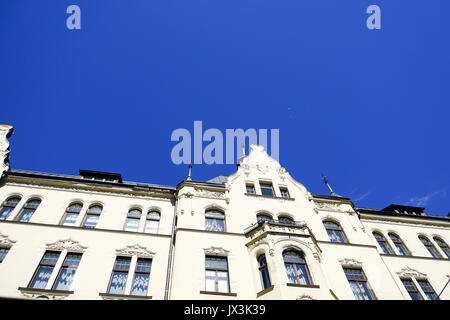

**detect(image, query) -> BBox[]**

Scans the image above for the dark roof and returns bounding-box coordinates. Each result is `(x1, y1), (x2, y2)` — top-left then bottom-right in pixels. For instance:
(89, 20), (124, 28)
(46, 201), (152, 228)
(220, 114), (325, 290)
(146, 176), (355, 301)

(79, 169), (123, 183)
(356, 206), (450, 222)
(383, 204), (425, 213)
(312, 194), (351, 201)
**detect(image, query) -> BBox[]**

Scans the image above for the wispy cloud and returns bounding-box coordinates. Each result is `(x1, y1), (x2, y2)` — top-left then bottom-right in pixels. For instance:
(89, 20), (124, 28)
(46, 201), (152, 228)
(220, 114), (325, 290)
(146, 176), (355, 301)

(405, 190), (447, 207)
(352, 190), (372, 202)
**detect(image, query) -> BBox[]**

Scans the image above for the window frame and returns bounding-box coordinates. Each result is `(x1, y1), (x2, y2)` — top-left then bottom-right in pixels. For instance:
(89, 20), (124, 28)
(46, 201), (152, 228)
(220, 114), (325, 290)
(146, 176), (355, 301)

(283, 250), (313, 285)
(343, 267), (377, 300)
(51, 252), (83, 291)
(16, 198), (41, 222)
(417, 279), (439, 300)
(60, 202), (83, 226)
(323, 220), (348, 243)
(433, 237), (450, 258)
(388, 233), (410, 256)
(205, 210), (226, 232)
(106, 256), (132, 295)
(27, 250), (61, 289)
(124, 208), (142, 232)
(257, 254), (272, 290)
(144, 211), (160, 234)
(130, 258), (152, 296)
(373, 231), (394, 255)
(204, 256), (231, 293)
(401, 278), (423, 300)
(419, 236), (442, 258)
(259, 181), (274, 197)
(82, 204), (103, 229)
(0, 196), (21, 220)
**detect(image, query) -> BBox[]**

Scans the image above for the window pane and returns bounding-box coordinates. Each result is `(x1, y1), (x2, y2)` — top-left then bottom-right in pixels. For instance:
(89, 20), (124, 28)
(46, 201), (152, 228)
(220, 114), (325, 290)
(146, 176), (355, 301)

(261, 268), (271, 289)
(125, 218), (139, 231)
(349, 281), (363, 300)
(87, 206), (102, 214)
(115, 257), (131, 271)
(83, 215), (99, 228)
(18, 208), (36, 222)
(260, 186), (273, 196)
(285, 263), (297, 284)
(205, 257), (227, 269)
(42, 252), (60, 265)
(395, 243), (407, 256)
(30, 266), (54, 289)
(108, 272), (128, 294)
(283, 251), (304, 263)
(215, 219), (225, 232)
(296, 264), (310, 285)
(205, 211), (224, 219)
(335, 231), (346, 243)
(147, 211), (160, 220)
(0, 207), (14, 220)
(359, 282), (374, 300)
(131, 273), (149, 296)
(144, 220), (158, 233)
(53, 267), (77, 290)
(217, 271), (229, 293)
(0, 248), (10, 263)
(327, 230), (338, 242)
(128, 209), (141, 218)
(136, 259), (152, 272)
(62, 213), (78, 225)
(205, 270), (216, 291)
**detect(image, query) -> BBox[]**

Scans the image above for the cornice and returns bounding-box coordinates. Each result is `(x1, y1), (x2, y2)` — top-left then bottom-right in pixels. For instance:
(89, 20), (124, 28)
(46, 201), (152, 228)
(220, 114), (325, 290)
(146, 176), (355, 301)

(360, 213), (450, 228)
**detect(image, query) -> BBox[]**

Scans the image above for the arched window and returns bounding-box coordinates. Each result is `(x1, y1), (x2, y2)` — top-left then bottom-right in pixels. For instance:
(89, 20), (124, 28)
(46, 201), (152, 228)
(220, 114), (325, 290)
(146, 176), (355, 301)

(419, 236), (442, 258)
(82, 205), (102, 228)
(124, 208), (141, 232)
(256, 213), (273, 224)
(278, 216), (294, 225)
(0, 196), (21, 220)
(433, 237), (449, 258)
(373, 232), (394, 254)
(323, 221), (348, 243)
(388, 233), (410, 256)
(17, 199), (41, 222)
(257, 254), (271, 290)
(145, 211), (160, 234)
(283, 250), (312, 285)
(61, 202), (83, 226)
(205, 210), (225, 232)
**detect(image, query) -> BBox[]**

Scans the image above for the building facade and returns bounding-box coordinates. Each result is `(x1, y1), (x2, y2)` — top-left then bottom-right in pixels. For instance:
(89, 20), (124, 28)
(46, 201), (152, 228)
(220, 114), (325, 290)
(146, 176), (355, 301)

(0, 124), (449, 300)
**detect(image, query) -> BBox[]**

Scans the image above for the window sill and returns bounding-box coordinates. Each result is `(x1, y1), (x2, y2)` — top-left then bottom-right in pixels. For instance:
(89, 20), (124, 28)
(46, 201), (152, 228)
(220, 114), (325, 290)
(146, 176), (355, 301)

(256, 285), (274, 297)
(18, 287), (74, 295)
(286, 283), (320, 289)
(200, 291), (237, 297)
(99, 293), (152, 300)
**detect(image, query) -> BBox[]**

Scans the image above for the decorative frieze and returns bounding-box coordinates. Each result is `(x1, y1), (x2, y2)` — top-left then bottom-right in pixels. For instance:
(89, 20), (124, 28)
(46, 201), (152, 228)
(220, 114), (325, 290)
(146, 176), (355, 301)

(339, 258), (363, 268)
(0, 233), (16, 247)
(203, 246), (229, 256)
(396, 267), (427, 279)
(46, 239), (87, 253)
(116, 244), (155, 258)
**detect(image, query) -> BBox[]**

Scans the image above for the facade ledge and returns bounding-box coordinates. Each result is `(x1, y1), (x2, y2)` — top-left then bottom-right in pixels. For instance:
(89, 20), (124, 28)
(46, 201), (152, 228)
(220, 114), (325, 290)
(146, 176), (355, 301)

(286, 283), (320, 289)
(256, 285), (274, 297)
(244, 193), (295, 201)
(99, 293), (152, 300)
(18, 287), (74, 299)
(199, 291), (237, 297)
(380, 254), (449, 261)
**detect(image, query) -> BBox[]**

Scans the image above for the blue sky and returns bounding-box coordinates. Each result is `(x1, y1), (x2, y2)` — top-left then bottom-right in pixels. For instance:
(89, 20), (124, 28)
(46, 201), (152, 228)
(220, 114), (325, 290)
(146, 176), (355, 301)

(1, 1), (449, 215)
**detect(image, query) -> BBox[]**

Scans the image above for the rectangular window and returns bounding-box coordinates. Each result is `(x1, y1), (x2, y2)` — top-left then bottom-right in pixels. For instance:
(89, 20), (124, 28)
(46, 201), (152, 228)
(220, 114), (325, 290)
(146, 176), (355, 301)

(205, 256), (230, 293)
(417, 280), (439, 300)
(130, 258), (152, 296)
(246, 184), (255, 194)
(343, 268), (376, 300)
(279, 187), (290, 198)
(401, 279), (423, 300)
(259, 182), (274, 196)
(0, 247), (10, 263)
(52, 253), (82, 290)
(107, 257), (131, 294)
(29, 251), (61, 289)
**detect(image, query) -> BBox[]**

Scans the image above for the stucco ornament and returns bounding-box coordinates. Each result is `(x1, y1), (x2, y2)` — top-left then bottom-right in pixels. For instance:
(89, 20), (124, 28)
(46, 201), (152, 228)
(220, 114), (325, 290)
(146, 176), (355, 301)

(46, 239), (87, 252)
(0, 233), (16, 247)
(339, 258), (363, 268)
(396, 267), (427, 279)
(0, 124), (13, 180)
(116, 244), (155, 257)
(296, 294), (315, 300)
(203, 246), (230, 256)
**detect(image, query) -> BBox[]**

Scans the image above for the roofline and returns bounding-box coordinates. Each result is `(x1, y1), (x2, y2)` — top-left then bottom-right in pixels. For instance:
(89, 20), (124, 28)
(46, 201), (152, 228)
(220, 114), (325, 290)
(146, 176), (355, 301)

(356, 206), (450, 222)
(7, 169), (176, 192)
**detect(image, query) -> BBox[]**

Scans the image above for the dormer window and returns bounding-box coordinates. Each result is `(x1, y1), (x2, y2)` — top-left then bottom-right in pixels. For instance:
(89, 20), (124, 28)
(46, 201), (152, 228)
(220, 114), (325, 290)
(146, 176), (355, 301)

(259, 182), (274, 196)
(79, 170), (122, 183)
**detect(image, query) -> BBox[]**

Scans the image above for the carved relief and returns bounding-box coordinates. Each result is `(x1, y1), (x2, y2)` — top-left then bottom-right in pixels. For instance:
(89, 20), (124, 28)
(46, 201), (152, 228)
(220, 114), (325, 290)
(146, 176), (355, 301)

(396, 267), (427, 279)
(116, 244), (155, 258)
(339, 258), (363, 268)
(46, 239), (87, 253)
(20, 292), (68, 300)
(203, 246), (229, 256)
(0, 233), (16, 247)
(297, 294), (314, 300)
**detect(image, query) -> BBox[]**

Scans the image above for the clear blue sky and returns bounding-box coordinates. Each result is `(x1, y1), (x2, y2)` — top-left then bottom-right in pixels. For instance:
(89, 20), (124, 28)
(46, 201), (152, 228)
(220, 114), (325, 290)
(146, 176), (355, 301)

(1, 1), (449, 215)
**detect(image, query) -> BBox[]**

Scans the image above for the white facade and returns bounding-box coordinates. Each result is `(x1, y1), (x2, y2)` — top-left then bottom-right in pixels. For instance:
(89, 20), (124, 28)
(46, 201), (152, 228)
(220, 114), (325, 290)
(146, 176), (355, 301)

(0, 124), (449, 300)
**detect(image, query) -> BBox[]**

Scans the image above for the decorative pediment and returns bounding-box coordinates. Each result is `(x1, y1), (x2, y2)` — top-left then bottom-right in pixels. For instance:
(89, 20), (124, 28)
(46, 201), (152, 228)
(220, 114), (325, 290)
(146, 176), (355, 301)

(339, 258), (363, 268)
(116, 244), (155, 258)
(396, 267), (427, 279)
(46, 239), (87, 252)
(297, 294), (315, 300)
(0, 233), (16, 247)
(203, 246), (229, 256)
